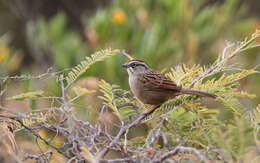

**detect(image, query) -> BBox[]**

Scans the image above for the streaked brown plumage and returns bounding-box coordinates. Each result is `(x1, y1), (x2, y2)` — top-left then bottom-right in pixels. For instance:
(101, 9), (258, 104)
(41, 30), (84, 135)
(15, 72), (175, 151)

(122, 59), (216, 105)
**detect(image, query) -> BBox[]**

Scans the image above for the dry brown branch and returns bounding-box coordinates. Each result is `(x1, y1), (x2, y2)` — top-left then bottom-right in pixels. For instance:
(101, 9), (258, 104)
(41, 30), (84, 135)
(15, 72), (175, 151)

(145, 119), (165, 148)
(0, 68), (69, 81)
(96, 104), (161, 160)
(189, 30), (260, 88)
(152, 146), (208, 163)
(100, 157), (136, 163)
(0, 114), (70, 159)
(24, 151), (52, 163)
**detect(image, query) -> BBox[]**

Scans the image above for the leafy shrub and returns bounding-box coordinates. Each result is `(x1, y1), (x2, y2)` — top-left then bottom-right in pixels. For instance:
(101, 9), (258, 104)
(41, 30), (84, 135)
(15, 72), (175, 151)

(0, 31), (259, 162)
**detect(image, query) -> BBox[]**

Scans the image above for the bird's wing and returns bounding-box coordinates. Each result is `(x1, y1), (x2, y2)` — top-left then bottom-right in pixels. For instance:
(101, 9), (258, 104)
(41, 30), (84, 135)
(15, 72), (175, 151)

(140, 71), (181, 92)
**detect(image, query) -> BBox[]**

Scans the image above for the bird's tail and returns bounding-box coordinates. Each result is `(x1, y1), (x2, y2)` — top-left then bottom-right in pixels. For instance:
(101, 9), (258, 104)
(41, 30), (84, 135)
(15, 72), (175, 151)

(181, 89), (216, 99)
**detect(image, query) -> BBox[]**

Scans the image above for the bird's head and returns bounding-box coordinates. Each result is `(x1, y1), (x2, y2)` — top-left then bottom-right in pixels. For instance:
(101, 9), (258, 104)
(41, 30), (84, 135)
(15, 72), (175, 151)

(122, 59), (150, 75)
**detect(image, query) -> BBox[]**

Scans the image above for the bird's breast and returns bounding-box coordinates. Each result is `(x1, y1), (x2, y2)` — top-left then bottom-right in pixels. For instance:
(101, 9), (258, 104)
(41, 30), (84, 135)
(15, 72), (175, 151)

(128, 75), (140, 97)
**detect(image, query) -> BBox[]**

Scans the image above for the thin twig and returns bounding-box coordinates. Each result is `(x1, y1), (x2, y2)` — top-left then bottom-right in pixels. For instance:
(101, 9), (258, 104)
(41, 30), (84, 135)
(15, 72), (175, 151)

(100, 157), (137, 163)
(96, 105), (161, 160)
(0, 114), (70, 159)
(24, 150), (52, 162)
(152, 146), (208, 163)
(189, 31), (260, 88)
(0, 68), (69, 81)
(145, 119), (164, 148)
(0, 105), (20, 114)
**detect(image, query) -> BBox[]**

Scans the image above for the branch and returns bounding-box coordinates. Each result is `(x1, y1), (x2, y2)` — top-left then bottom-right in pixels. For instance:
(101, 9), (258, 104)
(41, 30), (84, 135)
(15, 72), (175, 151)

(0, 105), (20, 114)
(145, 119), (164, 148)
(24, 150), (52, 162)
(0, 68), (68, 81)
(152, 146), (208, 163)
(100, 157), (136, 163)
(96, 105), (161, 160)
(0, 114), (70, 159)
(189, 30), (260, 88)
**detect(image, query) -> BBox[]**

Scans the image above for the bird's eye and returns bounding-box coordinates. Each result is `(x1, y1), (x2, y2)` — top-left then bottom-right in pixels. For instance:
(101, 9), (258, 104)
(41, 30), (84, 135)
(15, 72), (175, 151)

(132, 63), (136, 67)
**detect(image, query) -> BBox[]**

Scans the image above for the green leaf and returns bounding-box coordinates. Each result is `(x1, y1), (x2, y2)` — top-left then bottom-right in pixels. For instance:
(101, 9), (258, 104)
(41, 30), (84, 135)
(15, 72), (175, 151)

(217, 97), (242, 116)
(65, 49), (120, 88)
(98, 80), (122, 120)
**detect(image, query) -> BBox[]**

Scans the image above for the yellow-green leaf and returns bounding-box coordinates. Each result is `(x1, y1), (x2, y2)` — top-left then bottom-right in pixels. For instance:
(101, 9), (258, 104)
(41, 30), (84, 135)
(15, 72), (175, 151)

(73, 86), (96, 96)
(80, 147), (96, 163)
(7, 91), (44, 101)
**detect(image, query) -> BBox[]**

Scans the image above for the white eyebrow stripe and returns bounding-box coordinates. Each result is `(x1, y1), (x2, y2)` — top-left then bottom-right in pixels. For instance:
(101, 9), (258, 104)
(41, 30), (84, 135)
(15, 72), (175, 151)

(127, 60), (148, 68)
(128, 61), (141, 65)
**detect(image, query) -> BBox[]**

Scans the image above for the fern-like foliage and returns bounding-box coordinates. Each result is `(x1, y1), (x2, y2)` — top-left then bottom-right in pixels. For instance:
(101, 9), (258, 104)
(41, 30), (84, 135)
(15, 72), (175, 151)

(21, 112), (48, 127)
(165, 64), (205, 87)
(6, 91), (45, 101)
(69, 86), (96, 103)
(134, 30), (260, 160)
(93, 33), (260, 161)
(0, 112), (48, 131)
(251, 104), (260, 152)
(65, 49), (120, 88)
(143, 67), (256, 123)
(98, 80), (122, 120)
(251, 104), (260, 127)
(98, 80), (137, 121)
(188, 30), (260, 88)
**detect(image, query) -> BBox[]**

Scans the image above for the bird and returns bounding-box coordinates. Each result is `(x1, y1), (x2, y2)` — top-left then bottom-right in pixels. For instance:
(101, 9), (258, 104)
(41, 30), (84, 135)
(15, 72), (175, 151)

(122, 59), (216, 106)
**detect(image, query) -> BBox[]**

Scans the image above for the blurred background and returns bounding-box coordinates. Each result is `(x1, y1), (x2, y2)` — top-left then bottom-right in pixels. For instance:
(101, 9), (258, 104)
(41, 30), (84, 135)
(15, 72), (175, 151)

(1, 0), (259, 104)
(0, 0), (260, 162)
(0, 0), (259, 82)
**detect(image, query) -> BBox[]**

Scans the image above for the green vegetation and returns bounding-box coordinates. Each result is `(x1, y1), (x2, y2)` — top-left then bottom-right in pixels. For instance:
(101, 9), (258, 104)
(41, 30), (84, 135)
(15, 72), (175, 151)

(25, 0), (256, 84)
(0, 0), (260, 162)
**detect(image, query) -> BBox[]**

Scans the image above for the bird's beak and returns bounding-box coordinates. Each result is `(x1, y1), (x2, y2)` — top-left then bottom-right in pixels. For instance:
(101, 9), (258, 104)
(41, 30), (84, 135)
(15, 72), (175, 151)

(122, 63), (128, 68)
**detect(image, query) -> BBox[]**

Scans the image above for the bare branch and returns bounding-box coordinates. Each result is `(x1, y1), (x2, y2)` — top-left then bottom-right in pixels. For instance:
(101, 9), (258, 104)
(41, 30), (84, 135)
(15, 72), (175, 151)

(24, 151), (52, 163)
(0, 68), (69, 81)
(145, 119), (164, 148)
(96, 104), (161, 160)
(152, 146), (208, 163)
(0, 114), (70, 159)
(189, 30), (260, 88)
(100, 157), (136, 163)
